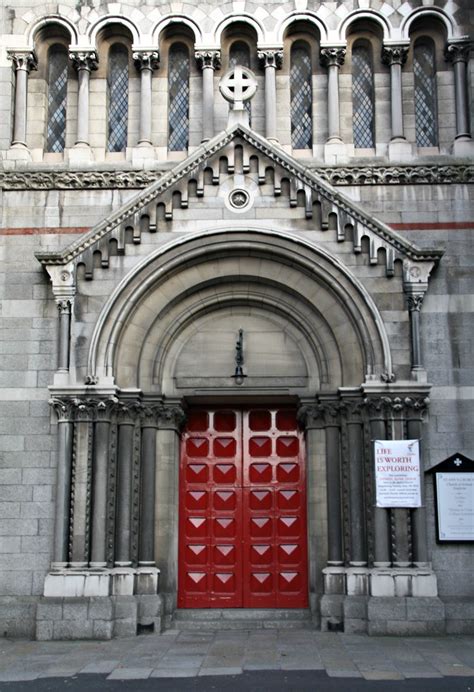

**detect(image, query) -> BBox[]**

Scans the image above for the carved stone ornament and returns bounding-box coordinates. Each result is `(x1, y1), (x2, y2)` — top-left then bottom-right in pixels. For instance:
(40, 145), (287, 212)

(69, 51), (98, 73)
(407, 293), (424, 312)
(49, 397), (76, 422)
(156, 404), (187, 431)
(445, 42), (472, 64)
(258, 49), (283, 70)
(133, 51), (160, 72)
(297, 401), (343, 428)
(7, 50), (38, 73)
(381, 46), (409, 67)
(195, 50), (221, 71)
(56, 298), (73, 315)
(320, 47), (346, 68)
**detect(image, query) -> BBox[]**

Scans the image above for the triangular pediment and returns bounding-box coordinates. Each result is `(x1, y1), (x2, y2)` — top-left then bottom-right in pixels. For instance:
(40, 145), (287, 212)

(36, 124), (442, 278)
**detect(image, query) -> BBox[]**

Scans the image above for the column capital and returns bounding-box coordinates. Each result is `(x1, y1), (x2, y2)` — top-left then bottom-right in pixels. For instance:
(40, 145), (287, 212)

(445, 41), (472, 64)
(320, 46), (346, 68)
(258, 49), (283, 70)
(403, 259), (435, 294)
(195, 50), (221, 71)
(116, 399), (141, 425)
(91, 397), (119, 422)
(381, 45), (409, 67)
(406, 293), (424, 312)
(70, 50), (98, 73)
(7, 49), (38, 73)
(133, 50), (160, 72)
(49, 397), (76, 422)
(156, 403), (187, 431)
(56, 298), (73, 315)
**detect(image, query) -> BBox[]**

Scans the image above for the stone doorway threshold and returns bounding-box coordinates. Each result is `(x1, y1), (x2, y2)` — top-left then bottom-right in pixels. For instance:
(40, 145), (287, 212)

(168, 608), (314, 630)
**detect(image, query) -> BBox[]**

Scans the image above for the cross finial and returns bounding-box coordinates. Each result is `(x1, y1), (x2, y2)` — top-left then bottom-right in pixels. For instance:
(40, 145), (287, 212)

(219, 66), (257, 127)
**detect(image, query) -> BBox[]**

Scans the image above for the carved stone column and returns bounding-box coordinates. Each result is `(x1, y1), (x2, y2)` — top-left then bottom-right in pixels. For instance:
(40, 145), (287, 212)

(445, 42), (472, 141)
(406, 293), (424, 371)
(90, 398), (117, 567)
(381, 46), (408, 141)
(195, 50), (220, 142)
(56, 299), (73, 372)
(115, 401), (138, 566)
(69, 399), (94, 566)
(70, 51), (98, 147)
(49, 398), (75, 568)
(320, 47), (346, 142)
(133, 51), (159, 146)
(342, 395), (367, 566)
(7, 50), (38, 148)
(138, 402), (161, 566)
(406, 396), (430, 567)
(258, 49), (283, 141)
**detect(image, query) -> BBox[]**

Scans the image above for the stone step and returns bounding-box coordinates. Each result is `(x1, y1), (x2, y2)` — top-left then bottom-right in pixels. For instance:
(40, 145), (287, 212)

(170, 608), (315, 631)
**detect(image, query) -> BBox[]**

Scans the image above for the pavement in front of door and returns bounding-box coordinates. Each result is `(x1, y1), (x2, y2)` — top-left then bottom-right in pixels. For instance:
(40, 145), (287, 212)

(1, 629), (474, 684)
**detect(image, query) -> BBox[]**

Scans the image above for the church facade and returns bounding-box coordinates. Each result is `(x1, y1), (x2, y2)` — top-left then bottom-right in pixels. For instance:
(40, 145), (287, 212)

(0, 0), (473, 639)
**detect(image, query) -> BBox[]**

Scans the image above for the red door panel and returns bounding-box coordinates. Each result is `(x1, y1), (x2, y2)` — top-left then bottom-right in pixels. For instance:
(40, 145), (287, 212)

(178, 407), (308, 608)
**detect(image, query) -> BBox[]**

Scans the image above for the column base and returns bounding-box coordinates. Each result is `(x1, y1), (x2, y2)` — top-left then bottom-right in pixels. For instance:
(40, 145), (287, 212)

(6, 144), (31, 161)
(324, 139), (350, 164)
(67, 145), (94, 164)
(131, 145), (157, 165)
(452, 136), (474, 156)
(388, 137), (414, 162)
(43, 566), (160, 598)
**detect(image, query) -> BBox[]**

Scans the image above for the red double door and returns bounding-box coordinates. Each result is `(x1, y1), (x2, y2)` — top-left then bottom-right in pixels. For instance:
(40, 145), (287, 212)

(178, 407), (308, 608)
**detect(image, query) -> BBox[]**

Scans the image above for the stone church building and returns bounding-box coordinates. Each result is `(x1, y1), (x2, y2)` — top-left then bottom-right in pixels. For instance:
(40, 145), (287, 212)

(0, 0), (473, 639)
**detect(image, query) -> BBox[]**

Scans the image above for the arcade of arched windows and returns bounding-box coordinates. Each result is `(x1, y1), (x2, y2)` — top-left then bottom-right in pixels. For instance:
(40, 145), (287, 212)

(7, 20), (472, 163)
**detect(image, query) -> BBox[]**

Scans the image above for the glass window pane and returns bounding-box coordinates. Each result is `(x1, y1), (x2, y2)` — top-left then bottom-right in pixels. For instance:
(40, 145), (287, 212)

(414, 42), (438, 147)
(290, 45), (312, 149)
(229, 42), (251, 124)
(46, 47), (67, 153)
(352, 44), (375, 148)
(168, 44), (190, 151)
(107, 45), (129, 152)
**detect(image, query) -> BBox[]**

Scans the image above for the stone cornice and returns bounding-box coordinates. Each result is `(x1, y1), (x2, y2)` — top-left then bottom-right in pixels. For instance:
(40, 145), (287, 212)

(33, 124), (443, 267)
(2, 164), (471, 191)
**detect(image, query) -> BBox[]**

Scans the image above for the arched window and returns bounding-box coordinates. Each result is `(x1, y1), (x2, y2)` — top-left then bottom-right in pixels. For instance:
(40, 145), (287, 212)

(414, 39), (438, 147)
(229, 41), (251, 125)
(107, 44), (129, 152)
(46, 45), (68, 152)
(352, 42), (375, 148)
(290, 44), (312, 149)
(168, 43), (190, 151)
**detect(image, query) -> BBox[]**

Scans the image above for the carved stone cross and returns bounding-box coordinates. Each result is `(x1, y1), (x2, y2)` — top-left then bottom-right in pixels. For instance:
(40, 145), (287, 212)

(219, 65), (257, 126)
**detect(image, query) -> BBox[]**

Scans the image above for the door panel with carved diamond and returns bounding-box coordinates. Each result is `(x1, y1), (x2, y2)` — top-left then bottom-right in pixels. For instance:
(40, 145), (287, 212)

(178, 408), (308, 608)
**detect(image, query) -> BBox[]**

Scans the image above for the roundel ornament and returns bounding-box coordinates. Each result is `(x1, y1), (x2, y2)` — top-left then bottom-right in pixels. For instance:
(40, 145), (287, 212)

(219, 65), (258, 110)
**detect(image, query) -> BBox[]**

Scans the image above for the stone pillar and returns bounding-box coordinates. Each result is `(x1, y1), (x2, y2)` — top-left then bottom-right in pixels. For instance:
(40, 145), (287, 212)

(343, 397), (367, 566)
(90, 398), (117, 567)
(403, 259), (435, 381)
(115, 402), (137, 566)
(139, 403), (161, 566)
(445, 42), (472, 140)
(195, 50), (220, 142)
(320, 47), (346, 142)
(406, 396), (430, 567)
(133, 51), (159, 146)
(49, 398), (74, 568)
(406, 293), (424, 371)
(70, 51), (98, 147)
(7, 50), (38, 148)
(323, 403), (344, 565)
(364, 398), (390, 567)
(258, 49), (283, 141)
(56, 299), (73, 373)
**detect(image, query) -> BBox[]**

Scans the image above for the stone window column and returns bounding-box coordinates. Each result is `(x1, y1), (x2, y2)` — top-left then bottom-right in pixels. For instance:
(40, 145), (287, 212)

(133, 51), (160, 146)
(70, 51), (98, 147)
(56, 299), (73, 372)
(49, 398), (75, 568)
(381, 46), (409, 141)
(115, 401), (138, 567)
(7, 50), (38, 147)
(445, 42), (472, 140)
(195, 50), (221, 142)
(257, 49), (283, 141)
(319, 47), (346, 142)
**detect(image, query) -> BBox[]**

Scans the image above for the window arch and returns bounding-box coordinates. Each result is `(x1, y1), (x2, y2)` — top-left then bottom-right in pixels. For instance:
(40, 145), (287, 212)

(168, 43), (190, 151)
(46, 45), (68, 152)
(290, 43), (312, 149)
(414, 39), (438, 147)
(352, 42), (375, 148)
(107, 44), (129, 152)
(229, 41), (252, 125)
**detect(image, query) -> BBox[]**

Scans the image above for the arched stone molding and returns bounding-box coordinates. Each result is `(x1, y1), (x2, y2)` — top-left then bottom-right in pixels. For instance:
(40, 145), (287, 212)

(400, 8), (457, 43)
(86, 229), (393, 388)
(152, 15), (203, 46)
(88, 14), (141, 48)
(213, 15), (265, 47)
(26, 15), (79, 48)
(338, 10), (391, 43)
(276, 12), (329, 44)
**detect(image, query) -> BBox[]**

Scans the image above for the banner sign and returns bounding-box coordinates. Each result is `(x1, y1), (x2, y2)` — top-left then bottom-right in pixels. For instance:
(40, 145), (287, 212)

(374, 440), (421, 508)
(436, 472), (474, 541)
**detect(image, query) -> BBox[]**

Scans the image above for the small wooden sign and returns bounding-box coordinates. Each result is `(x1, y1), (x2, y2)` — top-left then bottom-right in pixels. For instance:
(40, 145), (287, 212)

(426, 453), (474, 543)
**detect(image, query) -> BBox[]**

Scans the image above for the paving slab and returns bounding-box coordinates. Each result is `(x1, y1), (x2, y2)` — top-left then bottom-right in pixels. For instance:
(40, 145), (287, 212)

(107, 667), (153, 680)
(198, 666), (243, 676)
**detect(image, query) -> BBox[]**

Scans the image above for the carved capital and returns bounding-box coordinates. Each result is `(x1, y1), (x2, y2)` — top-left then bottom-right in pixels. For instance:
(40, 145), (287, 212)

(116, 400), (141, 425)
(407, 293), (424, 312)
(195, 50), (221, 71)
(91, 397), (119, 422)
(72, 397), (95, 422)
(56, 298), (73, 315)
(156, 404), (186, 431)
(258, 49), (283, 70)
(49, 397), (76, 422)
(320, 47), (346, 68)
(404, 396), (430, 418)
(381, 45), (409, 67)
(133, 51), (160, 72)
(445, 42), (472, 65)
(7, 50), (38, 73)
(297, 404), (325, 429)
(70, 50), (98, 73)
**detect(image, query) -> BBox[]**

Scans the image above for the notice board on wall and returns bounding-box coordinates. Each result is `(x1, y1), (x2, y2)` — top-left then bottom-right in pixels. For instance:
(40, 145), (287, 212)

(374, 439), (421, 508)
(426, 453), (474, 543)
